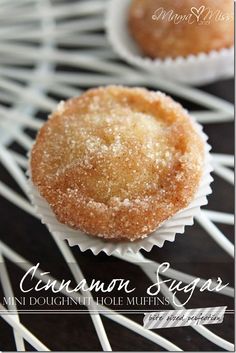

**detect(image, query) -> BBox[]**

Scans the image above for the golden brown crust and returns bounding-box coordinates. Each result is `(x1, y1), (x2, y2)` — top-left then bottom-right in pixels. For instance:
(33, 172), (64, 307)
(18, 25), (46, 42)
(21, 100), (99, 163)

(128, 0), (234, 59)
(31, 86), (204, 241)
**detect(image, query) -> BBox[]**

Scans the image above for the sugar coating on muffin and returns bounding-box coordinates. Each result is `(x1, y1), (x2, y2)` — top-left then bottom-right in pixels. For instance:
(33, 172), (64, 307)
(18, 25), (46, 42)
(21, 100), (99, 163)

(30, 86), (204, 241)
(128, 0), (234, 59)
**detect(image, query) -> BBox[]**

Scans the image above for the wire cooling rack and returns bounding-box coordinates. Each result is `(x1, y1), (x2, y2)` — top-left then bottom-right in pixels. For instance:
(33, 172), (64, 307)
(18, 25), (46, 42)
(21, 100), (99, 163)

(0, 0), (234, 351)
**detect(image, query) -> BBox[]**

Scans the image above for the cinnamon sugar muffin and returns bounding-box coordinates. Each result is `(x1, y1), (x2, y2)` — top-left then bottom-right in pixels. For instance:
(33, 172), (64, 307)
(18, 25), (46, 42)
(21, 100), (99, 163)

(128, 0), (234, 59)
(30, 86), (204, 241)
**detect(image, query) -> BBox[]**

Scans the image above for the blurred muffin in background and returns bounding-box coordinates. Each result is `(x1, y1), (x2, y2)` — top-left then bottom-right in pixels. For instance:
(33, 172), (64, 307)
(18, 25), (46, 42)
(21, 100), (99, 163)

(128, 0), (234, 59)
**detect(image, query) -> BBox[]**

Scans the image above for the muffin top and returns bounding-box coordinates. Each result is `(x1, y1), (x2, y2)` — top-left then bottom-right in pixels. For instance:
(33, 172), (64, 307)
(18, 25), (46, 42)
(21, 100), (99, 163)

(128, 0), (234, 59)
(31, 86), (204, 241)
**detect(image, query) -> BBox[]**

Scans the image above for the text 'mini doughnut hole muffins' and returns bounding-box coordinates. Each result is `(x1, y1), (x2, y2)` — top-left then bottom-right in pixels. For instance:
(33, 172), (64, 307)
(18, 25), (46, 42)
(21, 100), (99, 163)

(30, 86), (206, 246)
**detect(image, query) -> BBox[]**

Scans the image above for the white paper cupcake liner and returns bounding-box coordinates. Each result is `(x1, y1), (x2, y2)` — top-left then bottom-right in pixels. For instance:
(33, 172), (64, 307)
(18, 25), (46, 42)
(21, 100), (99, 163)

(27, 118), (213, 256)
(105, 0), (234, 85)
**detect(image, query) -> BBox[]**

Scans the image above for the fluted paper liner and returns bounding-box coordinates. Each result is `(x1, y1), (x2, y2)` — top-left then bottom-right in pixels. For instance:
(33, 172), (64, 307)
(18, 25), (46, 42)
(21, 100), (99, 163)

(106, 0), (234, 85)
(27, 119), (213, 256)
